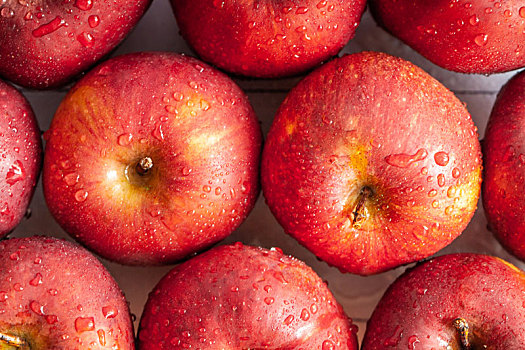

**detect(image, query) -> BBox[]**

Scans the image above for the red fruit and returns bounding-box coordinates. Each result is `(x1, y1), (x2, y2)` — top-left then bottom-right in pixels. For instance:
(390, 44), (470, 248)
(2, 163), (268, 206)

(362, 254), (525, 349)
(0, 79), (41, 238)
(43, 52), (261, 265)
(0, 236), (134, 349)
(0, 0), (151, 88)
(369, 0), (525, 74)
(483, 70), (525, 261)
(138, 243), (358, 349)
(171, 0), (367, 78)
(262, 51), (482, 275)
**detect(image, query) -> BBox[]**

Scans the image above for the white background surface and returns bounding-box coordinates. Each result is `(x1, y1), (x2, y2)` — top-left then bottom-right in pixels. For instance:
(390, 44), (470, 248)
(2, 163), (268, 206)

(8, 0), (525, 345)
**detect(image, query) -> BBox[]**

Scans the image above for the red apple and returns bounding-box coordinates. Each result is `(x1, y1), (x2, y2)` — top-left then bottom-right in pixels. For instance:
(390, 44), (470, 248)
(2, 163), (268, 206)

(369, 0), (525, 74)
(0, 79), (41, 238)
(43, 52), (261, 265)
(0, 0), (151, 89)
(0, 236), (134, 349)
(361, 253), (525, 349)
(138, 242), (358, 349)
(261, 51), (482, 275)
(483, 69), (525, 261)
(170, 0), (367, 78)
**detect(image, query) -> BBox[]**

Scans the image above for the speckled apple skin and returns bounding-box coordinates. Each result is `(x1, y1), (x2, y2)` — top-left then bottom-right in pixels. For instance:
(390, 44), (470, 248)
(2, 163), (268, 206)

(0, 80), (41, 238)
(369, 0), (525, 74)
(43, 52), (261, 266)
(483, 70), (525, 262)
(0, 236), (134, 350)
(262, 51), (482, 275)
(171, 0), (367, 78)
(0, 0), (151, 89)
(362, 254), (525, 349)
(138, 243), (358, 350)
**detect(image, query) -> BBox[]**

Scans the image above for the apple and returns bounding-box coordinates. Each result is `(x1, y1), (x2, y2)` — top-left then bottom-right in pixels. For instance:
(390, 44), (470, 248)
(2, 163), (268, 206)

(369, 0), (525, 74)
(43, 52), (261, 265)
(170, 0), (367, 78)
(0, 0), (151, 89)
(138, 242), (358, 349)
(483, 69), (525, 261)
(0, 236), (134, 349)
(261, 51), (482, 276)
(361, 253), (525, 349)
(0, 79), (41, 239)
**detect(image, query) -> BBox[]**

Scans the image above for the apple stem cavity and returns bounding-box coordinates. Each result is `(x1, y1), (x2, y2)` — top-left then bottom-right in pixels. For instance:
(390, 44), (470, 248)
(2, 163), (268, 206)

(0, 332), (28, 349)
(352, 186), (372, 229)
(453, 317), (471, 350)
(136, 156), (153, 176)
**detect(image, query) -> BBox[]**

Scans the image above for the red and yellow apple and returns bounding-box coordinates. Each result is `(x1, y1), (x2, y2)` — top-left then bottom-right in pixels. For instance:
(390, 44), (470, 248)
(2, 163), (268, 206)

(0, 236), (134, 349)
(362, 254), (525, 349)
(0, 0), (151, 88)
(171, 0), (367, 78)
(369, 0), (525, 74)
(262, 51), (482, 275)
(138, 242), (358, 349)
(43, 52), (261, 265)
(483, 69), (525, 261)
(0, 79), (41, 238)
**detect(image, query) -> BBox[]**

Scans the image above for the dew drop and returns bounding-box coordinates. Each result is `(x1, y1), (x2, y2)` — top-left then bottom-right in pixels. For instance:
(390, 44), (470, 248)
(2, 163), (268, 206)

(152, 122), (164, 141)
(63, 173), (79, 186)
(29, 300), (44, 315)
(434, 151), (449, 166)
(300, 308), (310, 321)
(77, 32), (95, 48)
(437, 174), (445, 187)
(385, 149), (427, 168)
(102, 305), (118, 319)
(520, 7), (525, 18)
(74, 0), (93, 10)
(117, 133), (132, 146)
(469, 14), (479, 25)
(452, 167), (461, 178)
(322, 340), (335, 350)
(0, 7), (14, 18)
(474, 34), (488, 46)
(32, 16), (66, 37)
(264, 297), (274, 305)
(97, 329), (106, 346)
(9, 252), (20, 261)
(283, 315), (294, 325)
(74, 190), (88, 202)
(45, 315), (58, 324)
(181, 167), (191, 176)
(6, 160), (25, 185)
(29, 273), (43, 286)
(0, 291), (8, 302)
(88, 15), (99, 28)
(75, 317), (95, 333)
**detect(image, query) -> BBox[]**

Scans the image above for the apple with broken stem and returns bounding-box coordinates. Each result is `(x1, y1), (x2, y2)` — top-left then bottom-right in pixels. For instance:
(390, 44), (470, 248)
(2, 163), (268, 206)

(483, 69), (525, 262)
(362, 253), (525, 349)
(0, 236), (135, 349)
(0, 0), (151, 89)
(138, 242), (358, 349)
(0, 79), (41, 239)
(171, 0), (367, 78)
(262, 51), (482, 275)
(43, 52), (261, 265)
(369, 0), (525, 74)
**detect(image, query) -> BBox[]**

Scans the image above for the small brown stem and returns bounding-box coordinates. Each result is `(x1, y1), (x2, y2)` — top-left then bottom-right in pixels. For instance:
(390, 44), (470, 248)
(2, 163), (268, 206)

(0, 332), (27, 348)
(352, 186), (372, 229)
(453, 318), (471, 350)
(136, 157), (153, 176)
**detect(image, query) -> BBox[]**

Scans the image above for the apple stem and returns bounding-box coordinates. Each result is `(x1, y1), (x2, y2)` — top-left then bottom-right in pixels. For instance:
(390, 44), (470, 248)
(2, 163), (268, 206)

(0, 332), (27, 348)
(136, 157), (153, 176)
(453, 318), (471, 350)
(352, 186), (372, 229)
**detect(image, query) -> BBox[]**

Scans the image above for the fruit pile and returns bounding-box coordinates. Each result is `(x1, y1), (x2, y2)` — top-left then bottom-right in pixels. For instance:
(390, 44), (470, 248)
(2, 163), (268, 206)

(1, 0), (525, 349)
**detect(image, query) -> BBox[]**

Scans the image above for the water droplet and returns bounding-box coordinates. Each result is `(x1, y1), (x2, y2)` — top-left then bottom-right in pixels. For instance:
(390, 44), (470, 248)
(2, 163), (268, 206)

(74, 190), (88, 202)
(102, 305), (118, 319)
(0, 291), (8, 302)
(181, 167), (191, 176)
(63, 173), (79, 186)
(504, 9), (512, 17)
(75, 0), (93, 11)
(408, 335), (420, 349)
(469, 14), (479, 25)
(203, 185), (211, 192)
(6, 160), (25, 185)
(264, 297), (274, 305)
(434, 151), (449, 166)
(283, 315), (294, 325)
(97, 329), (106, 346)
(310, 304), (318, 314)
(437, 174), (445, 187)
(9, 252), (20, 260)
(88, 15), (100, 28)
(48, 289), (58, 296)
(32, 16), (66, 37)
(117, 133), (132, 146)
(322, 340), (335, 350)
(0, 7), (14, 18)
(474, 34), (488, 46)
(152, 122), (164, 141)
(75, 317), (95, 333)
(300, 308), (310, 321)
(77, 32), (95, 47)
(29, 273), (43, 286)
(520, 7), (525, 18)
(445, 205), (454, 215)
(428, 189), (437, 197)
(173, 92), (184, 101)
(452, 167), (461, 178)
(30, 300), (44, 315)
(385, 149), (428, 168)
(45, 315), (58, 324)
(383, 325), (403, 346)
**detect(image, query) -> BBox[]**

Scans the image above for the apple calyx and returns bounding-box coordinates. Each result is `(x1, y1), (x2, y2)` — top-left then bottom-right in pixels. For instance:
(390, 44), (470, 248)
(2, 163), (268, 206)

(0, 332), (29, 350)
(352, 186), (373, 229)
(453, 318), (471, 350)
(136, 157), (154, 176)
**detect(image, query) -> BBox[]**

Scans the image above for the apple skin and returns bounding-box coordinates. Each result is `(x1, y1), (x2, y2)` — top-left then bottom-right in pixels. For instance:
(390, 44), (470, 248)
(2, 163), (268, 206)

(0, 236), (134, 349)
(483, 70), (525, 262)
(0, 79), (41, 239)
(261, 51), (482, 275)
(171, 0), (367, 78)
(138, 242), (358, 349)
(369, 0), (525, 74)
(361, 253), (525, 349)
(0, 0), (151, 89)
(43, 52), (261, 266)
